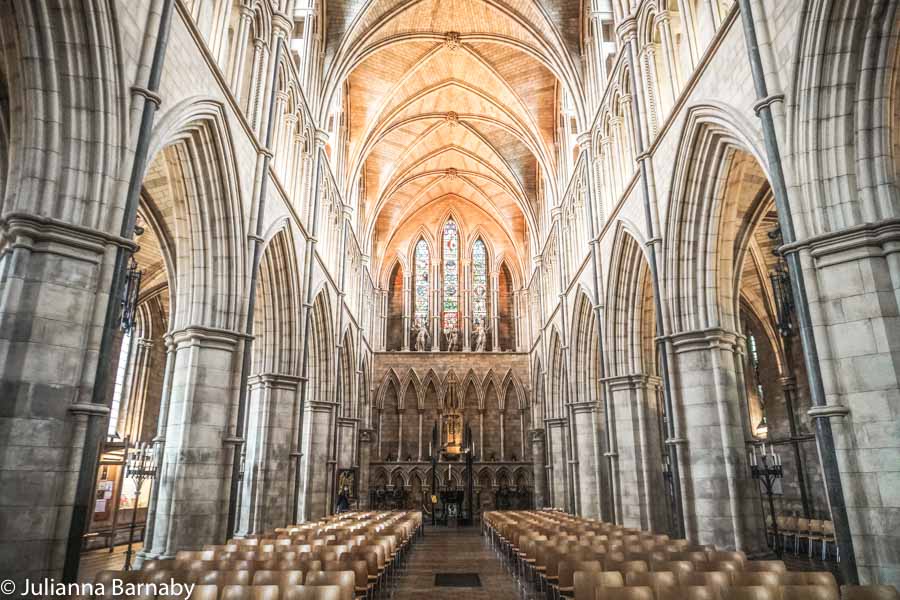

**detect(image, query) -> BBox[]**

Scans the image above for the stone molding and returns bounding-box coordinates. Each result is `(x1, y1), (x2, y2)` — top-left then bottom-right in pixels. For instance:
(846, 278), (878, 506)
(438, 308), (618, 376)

(248, 373), (303, 389)
(0, 212), (138, 259)
(170, 326), (247, 350)
(781, 218), (900, 268)
(601, 373), (661, 391)
(807, 404), (851, 420)
(666, 327), (742, 353)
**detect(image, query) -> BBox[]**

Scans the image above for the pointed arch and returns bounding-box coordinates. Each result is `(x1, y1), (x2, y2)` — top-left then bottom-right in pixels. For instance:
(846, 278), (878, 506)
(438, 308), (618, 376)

(663, 103), (770, 334)
(547, 327), (565, 419)
(252, 223), (302, 376)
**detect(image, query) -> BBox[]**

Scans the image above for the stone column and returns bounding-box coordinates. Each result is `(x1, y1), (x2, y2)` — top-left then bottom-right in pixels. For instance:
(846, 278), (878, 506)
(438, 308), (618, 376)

(571, 401), (603, 519)
(417, 411), (423, 461)
(120, 338), (153, 439)
(669, 329), (766, 552)
(298, 400), (337, 521)
(500, 411), (505, 460)
(605, 374), (667, 530)
(247, 38), (269, 130)
(656, 13), (681, 101)
(462, 259), (471, 351)
(0, 216), (124, 581)
(546, 419), (570, 510)
(358, 429), (375, 509)
(520, 409), (527, 460)
(530, 429), (547, 508)
(402, 273), (411, 351)
(239, 374), (299, 535)
(397, 412), (404, 459)
(137, 336), (177, 565)
(491, 271), (500, 351)
(479, 410), (485, 456)
(800, 227), (900, 585)
(146, 326), (241, 557)
(229, 7), (254, 99)
(431, 263), (440, 351)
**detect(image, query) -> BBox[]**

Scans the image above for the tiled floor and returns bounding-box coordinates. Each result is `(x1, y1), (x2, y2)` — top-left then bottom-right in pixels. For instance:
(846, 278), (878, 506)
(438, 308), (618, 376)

(392, 525), (523, 599)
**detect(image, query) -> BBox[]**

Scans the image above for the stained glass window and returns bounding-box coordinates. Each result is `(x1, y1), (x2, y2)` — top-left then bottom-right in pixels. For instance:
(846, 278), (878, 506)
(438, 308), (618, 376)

(442, 219), (459, 331)
(414, 239), (430, 326)
(472, 239), (488, 327)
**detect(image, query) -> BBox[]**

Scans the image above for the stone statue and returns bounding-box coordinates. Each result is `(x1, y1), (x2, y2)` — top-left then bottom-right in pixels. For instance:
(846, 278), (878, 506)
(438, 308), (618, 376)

(414, 319), (428, 352)
(445, 326), (458, 351)
(474, 321), (486, 352)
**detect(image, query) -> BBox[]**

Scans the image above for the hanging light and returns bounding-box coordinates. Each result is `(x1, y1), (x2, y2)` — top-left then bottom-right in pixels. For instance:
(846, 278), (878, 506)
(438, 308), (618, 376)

(768, 227), (794, 338)
(120, 256), (143, 333)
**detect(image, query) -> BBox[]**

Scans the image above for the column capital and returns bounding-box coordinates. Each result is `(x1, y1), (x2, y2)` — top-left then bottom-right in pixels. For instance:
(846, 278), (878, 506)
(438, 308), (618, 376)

(664, 327), (742, 353)
(169, 325), (248, 350)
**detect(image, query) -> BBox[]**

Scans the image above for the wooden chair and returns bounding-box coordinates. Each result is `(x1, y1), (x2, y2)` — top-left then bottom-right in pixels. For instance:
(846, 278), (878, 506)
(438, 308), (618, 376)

(605, 560), (650, 575)
(840, 586), (900, 600)
(221, 585), (252, 600)
(558, 560), (603, 598)
(626, 571), (678, 590)
(782, 573), (838, 588)
(724, 587), (777, 600)
(189, 585), (220, 600)
(658, 586), (721, 600)
(596, 586), (655, 600)
(745, 561), (787, 574)
(679, 571), (733, 591)
(708, 551), (747, 566)
(281, 586), (342, 600)
(573, 570), (624, 600)
(732, 572), (781, 588)
(196, 571), (253, 586)
(781, 586), (840, 600)
(306, 570), (355, 600)
(252, 570), (304, 586)
(651, 561), (694, 577)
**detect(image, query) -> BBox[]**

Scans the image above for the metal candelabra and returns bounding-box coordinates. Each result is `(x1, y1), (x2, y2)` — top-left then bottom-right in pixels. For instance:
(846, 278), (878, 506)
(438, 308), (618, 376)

(123, 442), (158, 570)
(751, 442), (784, 557)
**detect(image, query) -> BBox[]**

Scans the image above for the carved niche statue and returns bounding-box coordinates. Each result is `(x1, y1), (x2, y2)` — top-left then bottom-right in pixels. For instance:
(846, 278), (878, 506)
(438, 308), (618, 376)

(473, 321), (487, 352)
(414, 319), (429, 352)
(444, 326), (458, 351)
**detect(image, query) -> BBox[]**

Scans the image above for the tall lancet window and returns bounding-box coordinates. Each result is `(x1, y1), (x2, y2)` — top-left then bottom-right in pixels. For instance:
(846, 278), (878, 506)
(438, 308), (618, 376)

(472, 239), (488, 327)
(414, 239), (430, 327)
(442, 219), (459, 331)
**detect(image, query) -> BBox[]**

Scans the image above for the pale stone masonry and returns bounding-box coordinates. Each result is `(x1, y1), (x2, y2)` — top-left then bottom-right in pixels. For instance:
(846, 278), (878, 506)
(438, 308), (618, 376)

(0, 0), (898, 588)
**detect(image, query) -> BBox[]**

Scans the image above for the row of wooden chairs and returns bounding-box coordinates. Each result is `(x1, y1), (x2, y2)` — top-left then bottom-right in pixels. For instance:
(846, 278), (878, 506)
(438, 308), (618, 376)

(79, 584), (347, 600)
(768, 517), (836, 561)
(100, 511), (422, 600)
(483, 511), (896, 600)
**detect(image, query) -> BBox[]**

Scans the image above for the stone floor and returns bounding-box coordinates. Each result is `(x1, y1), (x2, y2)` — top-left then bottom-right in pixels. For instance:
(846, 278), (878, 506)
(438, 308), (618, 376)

(392, 524), (523, 600)
(78, 544), (129, 583)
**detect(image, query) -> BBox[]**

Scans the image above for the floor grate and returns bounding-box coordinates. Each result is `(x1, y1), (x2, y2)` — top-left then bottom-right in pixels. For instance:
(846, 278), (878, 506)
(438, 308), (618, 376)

(433, 573), (482, 587)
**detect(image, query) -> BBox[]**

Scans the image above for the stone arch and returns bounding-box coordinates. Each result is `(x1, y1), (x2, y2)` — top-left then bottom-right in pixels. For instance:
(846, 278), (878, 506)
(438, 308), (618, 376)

(0, 0), (125, 231)
(663, 104), (771, 334)
(570, 290), (600, 403)
(385, 258), (405, 350)
(377, 368), (402, 410)
(252, 225), (301, 376)
(789, 0), (900, 238)
(547, 328), (565, 419)
(359, 355), (373, 428)
(338, 329), (356, 417)
(371, 467), (389, 490)
(144, 100), (248, 332)
(606, 222), (655, 377)
(307, 289), (335, 405)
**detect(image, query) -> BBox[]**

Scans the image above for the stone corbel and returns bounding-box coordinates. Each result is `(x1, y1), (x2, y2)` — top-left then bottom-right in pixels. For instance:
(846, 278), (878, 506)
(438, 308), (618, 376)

(807, 405), (850, 421)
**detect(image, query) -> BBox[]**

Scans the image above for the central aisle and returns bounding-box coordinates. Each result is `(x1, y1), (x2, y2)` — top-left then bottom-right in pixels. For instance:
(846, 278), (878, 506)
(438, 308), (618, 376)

(392, 525), (521, 599)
